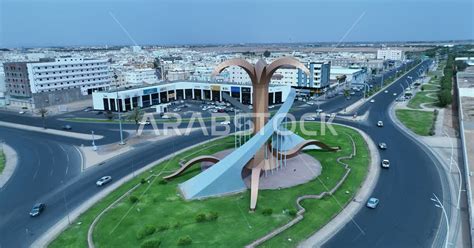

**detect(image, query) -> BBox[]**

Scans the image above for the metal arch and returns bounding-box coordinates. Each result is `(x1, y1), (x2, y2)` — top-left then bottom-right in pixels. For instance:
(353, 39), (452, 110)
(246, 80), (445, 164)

(266, 57), (310, 79)
(211, 58), (257, 83)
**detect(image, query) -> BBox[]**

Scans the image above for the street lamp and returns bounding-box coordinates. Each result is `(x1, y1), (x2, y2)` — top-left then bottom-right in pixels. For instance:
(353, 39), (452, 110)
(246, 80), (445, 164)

(431, 193), (450, 248)
(91, 130), (97, 151)
(114, 73), (125, 145)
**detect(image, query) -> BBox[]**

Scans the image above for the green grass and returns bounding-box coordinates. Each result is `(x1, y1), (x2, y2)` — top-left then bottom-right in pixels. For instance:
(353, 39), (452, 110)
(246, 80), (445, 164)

(407, 91), (438, 109)
(0, 151), (5, 175)
(50, 122), (369, 248)
(395, 109), (435, 136)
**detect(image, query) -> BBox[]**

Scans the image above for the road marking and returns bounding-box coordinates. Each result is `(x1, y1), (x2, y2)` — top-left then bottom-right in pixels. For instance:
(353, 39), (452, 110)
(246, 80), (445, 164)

(50, 169), (54, 176)
(65, 165), (69, 176)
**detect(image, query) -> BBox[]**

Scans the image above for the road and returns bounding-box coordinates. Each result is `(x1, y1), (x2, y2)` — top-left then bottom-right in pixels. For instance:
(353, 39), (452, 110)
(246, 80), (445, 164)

(0, 60), (450, 248)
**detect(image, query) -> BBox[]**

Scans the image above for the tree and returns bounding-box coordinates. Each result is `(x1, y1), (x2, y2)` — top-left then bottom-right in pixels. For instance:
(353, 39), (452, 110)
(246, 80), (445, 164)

(129, 107), (144, 133)
(37, 108), (48, 129)
(263, 50), (271, 58)
(343, 89), (350, 99)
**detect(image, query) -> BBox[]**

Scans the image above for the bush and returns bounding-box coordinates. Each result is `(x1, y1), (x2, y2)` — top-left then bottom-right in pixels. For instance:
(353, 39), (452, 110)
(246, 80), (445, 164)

(158, 180), (168, 185)
(141, 239), (161, 248)
(157, 224), (169, 232)
(141, 178), (147, 184)
(129, 195), (139, 204)
(195, 213), (207, 223)
(177, 235), (192, 246)
(173, 221), (182, 229)
(207, 212), (219, 221)
(262, 208), (273, 216)
(136, 225), (156, 240)
(288, 209), (297, 217)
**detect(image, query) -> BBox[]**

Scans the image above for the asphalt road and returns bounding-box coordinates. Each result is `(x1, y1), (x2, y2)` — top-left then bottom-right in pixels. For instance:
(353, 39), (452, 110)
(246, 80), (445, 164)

(0, 60), (447, 248)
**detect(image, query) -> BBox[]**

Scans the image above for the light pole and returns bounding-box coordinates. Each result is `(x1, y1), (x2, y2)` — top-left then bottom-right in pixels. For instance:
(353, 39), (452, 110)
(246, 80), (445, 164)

(114, 73), (125, 145)
(61, 180), (71, 225)
(91, 130), (97, 151)
(431, 193), (450, 248)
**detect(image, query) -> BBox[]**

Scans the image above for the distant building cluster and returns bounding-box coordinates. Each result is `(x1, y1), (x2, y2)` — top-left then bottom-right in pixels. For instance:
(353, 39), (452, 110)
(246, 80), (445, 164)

(0, 45), (408, 110)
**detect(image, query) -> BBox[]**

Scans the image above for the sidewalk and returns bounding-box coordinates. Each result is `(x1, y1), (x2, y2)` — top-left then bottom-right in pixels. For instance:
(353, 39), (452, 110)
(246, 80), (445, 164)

(298, 125), (380, 247)
(0, 144), (18, 188)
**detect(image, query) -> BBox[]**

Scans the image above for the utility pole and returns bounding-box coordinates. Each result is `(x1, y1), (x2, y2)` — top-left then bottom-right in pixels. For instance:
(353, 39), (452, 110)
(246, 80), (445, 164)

(114, 73), (125, 145)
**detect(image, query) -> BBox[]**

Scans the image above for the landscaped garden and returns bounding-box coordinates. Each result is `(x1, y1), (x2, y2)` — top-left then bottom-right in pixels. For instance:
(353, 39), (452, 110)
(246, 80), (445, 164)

(50, 122), (370, 248)
(395, 109), (436, 136)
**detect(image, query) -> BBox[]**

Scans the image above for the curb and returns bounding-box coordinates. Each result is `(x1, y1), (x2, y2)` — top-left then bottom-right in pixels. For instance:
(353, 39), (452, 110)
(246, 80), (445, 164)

(297, 124), (380, 247)
(0, 144), (18, 188)
(31, 135), (227, 248)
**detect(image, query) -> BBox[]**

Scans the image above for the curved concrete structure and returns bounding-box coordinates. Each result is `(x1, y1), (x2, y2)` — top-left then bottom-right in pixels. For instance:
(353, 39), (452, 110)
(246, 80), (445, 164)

(163, 156), (220, 180)
(269, 140), (340, 159)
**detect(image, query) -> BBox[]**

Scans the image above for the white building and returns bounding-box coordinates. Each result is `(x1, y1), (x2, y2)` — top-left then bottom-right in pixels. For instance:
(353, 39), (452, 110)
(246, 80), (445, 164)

(26, 57), (111, 95)
(377, 48), (405, 61)
(124, 68), (158, 85)
(330, 66), (367, 87)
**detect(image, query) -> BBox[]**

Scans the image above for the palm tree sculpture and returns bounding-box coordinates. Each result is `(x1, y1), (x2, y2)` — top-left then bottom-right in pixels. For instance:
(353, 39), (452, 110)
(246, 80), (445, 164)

(212, 57), (309, 209)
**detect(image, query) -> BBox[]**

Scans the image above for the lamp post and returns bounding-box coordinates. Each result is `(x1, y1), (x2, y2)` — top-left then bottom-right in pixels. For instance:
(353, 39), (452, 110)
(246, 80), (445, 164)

(114, 73), (125, 145)
(431, 193), (450, 248)
(91, 130), (97, 151)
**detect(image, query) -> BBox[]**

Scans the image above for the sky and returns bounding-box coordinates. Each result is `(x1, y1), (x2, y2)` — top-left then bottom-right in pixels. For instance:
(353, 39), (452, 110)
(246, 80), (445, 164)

(0, 0), (473, 48)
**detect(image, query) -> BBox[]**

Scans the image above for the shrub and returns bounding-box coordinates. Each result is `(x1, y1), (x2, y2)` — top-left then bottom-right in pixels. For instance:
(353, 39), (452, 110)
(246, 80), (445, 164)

(173, 221), (182, 229)
(141, 178), (147, 184)
(136, 225), (156, 240)
(288, 209), (297, 217)
(262, 208), (273, 216)
(177, 235), (192, 246)
(158, 180), (168, 185)
(195, 213), (207, 223)
(141, 239), (161, 248)
(207, 212), (219, 221)
(129, 195), (139, 204)
(157, 224), (170, 232)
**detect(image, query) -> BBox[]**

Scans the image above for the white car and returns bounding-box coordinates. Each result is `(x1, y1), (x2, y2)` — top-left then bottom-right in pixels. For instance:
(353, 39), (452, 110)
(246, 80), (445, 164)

(162, 115), (171, 119)
(369, 99), (375, 103)
(19, 111), (25, 114)
(307, 102), (315, 105)
(220, 121), (231, 125)
(393, 93), (397, 96)
(384, 90), (388, 93)
(138, 120), (151, 125)
(381, 159), (390, 168)
(366, 197), (380, 209)
(96, 176), (112, 186)
(316, 109), (323, 113)
(379, 142), (387, 149)
(304, 117), (316, 121)
(377, 121), (384, 127)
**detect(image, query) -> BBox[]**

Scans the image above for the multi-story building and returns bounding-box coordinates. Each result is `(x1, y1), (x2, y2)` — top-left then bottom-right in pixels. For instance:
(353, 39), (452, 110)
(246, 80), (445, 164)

(3, 62), (32, 97)
(26, 56), (111, 95)
(297, 61), (331, 90)
(124, 68), (158, 85)
(377, 48), (405, 61)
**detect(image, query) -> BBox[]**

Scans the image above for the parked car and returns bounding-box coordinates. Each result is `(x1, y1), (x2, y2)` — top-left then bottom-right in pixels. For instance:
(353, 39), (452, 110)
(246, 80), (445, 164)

(381, 159), (390, 168)
(29, 203), (45, 217)
(379, 142), (387, 149)
(220, 121), (231, 125)
(370, 99), (375, 103)
(62, 125), (72, 130)
(366, 197), (379, 209)
(138, 120), (151, 125)
(377, 121), (384, 127)
(96, 176), (112, 186)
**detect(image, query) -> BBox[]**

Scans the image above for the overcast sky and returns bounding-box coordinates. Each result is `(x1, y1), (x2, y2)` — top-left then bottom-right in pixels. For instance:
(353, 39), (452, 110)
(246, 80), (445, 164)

(0, 0), (473, 48)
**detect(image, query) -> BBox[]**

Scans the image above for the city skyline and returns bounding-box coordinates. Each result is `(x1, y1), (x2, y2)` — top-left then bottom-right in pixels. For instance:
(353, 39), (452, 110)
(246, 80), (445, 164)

(1, 0), (473, 48)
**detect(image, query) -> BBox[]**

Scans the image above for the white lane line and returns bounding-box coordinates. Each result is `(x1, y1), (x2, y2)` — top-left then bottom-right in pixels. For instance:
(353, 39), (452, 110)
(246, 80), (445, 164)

(65, 165), (69, 176)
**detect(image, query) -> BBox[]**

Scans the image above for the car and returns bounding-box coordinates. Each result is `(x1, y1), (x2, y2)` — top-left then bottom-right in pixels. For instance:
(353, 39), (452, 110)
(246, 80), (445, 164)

(384, 90), (388, 93)
(366, 197), (379, 209)
(62, 125), (72, 130)
(162, 115), (171, 119)
(307, 102), (315, 105)
(377, 121), (384, 127)
(220, 121), (231, 125)
(350, 91), (355, 95)
(316, 109), (323, 113)
(379, 142), (387, 149)
(369, 99), (375, 103)
(304, 117), (316, 121)
(381, 159), (390, 168)
(138, 120), (151, 125)
(29, 203), (45, 217)
(96, 176), (112, 186)
(393, 93), (397, 96)
(19, 111), (25, 114)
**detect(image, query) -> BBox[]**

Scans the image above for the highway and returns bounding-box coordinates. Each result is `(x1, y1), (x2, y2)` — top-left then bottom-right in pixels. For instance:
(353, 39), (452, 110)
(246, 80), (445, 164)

(0, 60), (450, 247)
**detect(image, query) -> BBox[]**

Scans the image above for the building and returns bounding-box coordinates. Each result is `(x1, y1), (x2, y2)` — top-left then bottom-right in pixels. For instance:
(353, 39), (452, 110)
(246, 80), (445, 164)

(92, 81), (291, 112)
(297, 61), (331, 90)
(377, 48), (405, 61)
(124, 68), (158, 85)
(330, 66), (367, 87)
(3, 56), (112, 108)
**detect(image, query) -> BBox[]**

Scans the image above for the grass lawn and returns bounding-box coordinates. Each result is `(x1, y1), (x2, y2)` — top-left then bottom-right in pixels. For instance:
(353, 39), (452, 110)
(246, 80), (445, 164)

(422, 84), (440, 91)
(50, 122), (369, 248)
(407, 91), (439, 109)
(0, 151), (5, 175)
(395, 109), (435, 136)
